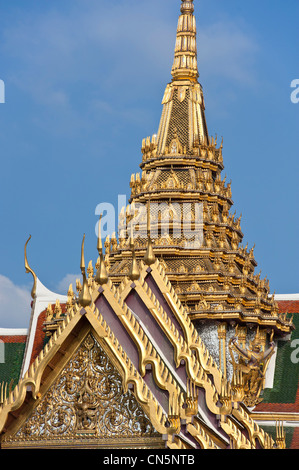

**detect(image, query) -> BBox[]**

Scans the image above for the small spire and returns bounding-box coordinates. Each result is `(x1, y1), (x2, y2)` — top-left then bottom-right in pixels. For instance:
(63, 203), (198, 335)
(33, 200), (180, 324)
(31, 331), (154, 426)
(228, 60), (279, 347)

(156, 0), (209, 154)
(80, 233), (86, 273)
(129, 218), (140, 281)
(24, 235), (37, 299)
(171, 0), (199, 81)
(67, 283), (74, 308)
(78, 234), (92, 308)
(95, 215), (108, 285)
(143, 200), (155, 266)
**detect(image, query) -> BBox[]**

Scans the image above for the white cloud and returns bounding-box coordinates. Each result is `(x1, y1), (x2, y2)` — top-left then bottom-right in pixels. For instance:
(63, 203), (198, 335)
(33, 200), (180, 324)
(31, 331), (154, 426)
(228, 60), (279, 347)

(0, 275), (31, 329)
(0, 273), (81, 329)
(56, 273), (81, 295)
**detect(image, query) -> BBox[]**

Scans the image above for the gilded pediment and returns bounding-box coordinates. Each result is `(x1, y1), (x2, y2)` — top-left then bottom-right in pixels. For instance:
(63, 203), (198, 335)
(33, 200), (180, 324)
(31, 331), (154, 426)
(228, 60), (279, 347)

(2, 332), (161, 449)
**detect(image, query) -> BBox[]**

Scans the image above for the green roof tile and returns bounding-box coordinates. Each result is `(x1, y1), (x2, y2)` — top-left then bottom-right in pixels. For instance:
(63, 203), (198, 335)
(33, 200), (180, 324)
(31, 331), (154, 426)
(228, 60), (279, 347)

(0, 342), (26, 395)
(262, 313), (299, 404)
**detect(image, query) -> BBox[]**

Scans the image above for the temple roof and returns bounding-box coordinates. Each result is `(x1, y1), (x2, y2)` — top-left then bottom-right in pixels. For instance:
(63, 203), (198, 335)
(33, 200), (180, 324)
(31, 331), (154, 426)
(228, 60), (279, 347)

(0, 256), (280, 449)
(2, 296), (297, 415)
(0, 0), (297, 450)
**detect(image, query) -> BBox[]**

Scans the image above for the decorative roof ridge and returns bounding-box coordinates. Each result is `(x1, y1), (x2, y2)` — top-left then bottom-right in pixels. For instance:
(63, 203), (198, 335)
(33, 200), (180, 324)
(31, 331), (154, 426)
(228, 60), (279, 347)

(136, 263), (281, 447)
(88, 304), (169, 435)
(109, 264), (242, 441)
(20, 278), (68, 379)
(97, 278), (185, 399)
(232, 405), (276, 449)
(187, 418), (219, 449)
(0, 302), (81, 432)
(0, 329), (28, 336)
(133, 277), (228, 418)
(219, 415), (256, 449)
(108, 257), (225, 395)
(274, 293), (299, 301)
(91, 262), (233, 440)
(149, 260), (225, 392)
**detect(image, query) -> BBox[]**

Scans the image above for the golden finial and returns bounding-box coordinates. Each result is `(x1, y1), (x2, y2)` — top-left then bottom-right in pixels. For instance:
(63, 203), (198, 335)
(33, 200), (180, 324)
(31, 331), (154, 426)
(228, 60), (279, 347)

(144, 199), (155, 266)
(180, 0), (194, 14)
(67, 283), (74, 298)
(87, 260), (94, 278)
(76, 278), (82, 294)
(171, 0), (198, 81)
(78, 234), (92, 308)
(54, 299), (62, 319)
(67, 284), (74, 309)
(95, 214), (108, 285)
(80, 233), (86, 274)
(24, 235), (37, 299)
(129, 217), (140, 281)
(46, 303), (54, 322)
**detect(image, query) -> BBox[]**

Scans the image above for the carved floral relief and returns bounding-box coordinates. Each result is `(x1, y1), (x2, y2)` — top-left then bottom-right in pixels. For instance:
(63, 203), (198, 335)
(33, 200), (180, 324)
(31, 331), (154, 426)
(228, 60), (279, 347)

(8, 334), (158, 445)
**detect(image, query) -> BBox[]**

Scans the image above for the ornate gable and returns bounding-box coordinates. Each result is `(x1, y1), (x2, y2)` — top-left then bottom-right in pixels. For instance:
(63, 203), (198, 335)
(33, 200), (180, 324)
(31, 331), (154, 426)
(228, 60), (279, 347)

(1, 331), (162, 449)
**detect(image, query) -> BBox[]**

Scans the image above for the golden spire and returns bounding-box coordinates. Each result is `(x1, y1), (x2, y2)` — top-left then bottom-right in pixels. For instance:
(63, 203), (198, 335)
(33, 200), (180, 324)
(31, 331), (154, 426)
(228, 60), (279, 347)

(24, 235), (37, 299)
(171, 0), (199, 82)
(128, 217), (140, 281)
(78, 234), (92, 308)
(156, 0), (209, 154)
(143, 200), (155, 266)
(95, 215), (108, 285)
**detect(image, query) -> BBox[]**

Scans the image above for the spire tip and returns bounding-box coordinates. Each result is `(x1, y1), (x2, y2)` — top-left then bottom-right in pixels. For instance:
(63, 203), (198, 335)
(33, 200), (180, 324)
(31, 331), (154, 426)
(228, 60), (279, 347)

(181, 0), (194, 15)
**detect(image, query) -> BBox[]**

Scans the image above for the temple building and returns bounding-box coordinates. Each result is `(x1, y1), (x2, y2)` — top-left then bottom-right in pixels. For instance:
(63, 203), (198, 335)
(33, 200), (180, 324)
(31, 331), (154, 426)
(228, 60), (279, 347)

(0, 0), (298, 449)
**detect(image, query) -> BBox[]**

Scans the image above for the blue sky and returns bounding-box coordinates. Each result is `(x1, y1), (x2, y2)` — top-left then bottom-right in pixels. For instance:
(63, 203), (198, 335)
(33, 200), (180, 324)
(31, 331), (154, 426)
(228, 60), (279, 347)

(0, 0), (298, 327)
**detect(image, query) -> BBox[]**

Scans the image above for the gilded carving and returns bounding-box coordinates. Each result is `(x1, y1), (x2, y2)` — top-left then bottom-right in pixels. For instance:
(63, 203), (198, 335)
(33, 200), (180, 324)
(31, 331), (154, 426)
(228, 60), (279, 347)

(5, 334), (158, 445)
(229, 329), (275, 407)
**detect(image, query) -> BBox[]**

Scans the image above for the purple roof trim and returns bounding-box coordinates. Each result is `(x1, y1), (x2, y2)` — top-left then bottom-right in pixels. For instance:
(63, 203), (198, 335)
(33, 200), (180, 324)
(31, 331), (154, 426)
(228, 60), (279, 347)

(95, 295), (139, 370)
(125, 289), (176, 371)
(144, 274), (184, 338)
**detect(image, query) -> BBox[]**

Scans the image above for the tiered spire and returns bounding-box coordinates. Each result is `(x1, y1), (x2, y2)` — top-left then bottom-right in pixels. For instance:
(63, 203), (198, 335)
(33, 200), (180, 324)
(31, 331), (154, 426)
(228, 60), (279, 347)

(102, 1), (293, 340)
(171, 0), (199, 81)
(156, 0), (209, 154)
